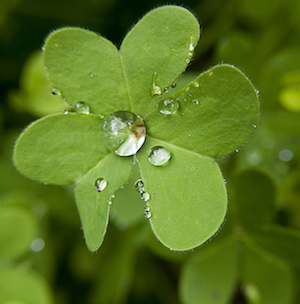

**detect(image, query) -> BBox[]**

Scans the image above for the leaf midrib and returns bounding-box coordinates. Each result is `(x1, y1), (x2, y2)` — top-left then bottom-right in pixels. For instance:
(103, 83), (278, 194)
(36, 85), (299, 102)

(119, 52), (133, 111)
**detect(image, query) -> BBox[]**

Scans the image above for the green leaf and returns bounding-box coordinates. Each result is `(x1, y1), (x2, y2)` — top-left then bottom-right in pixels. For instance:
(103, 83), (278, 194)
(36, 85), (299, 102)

(250, 225), (300, 269)
(146, 64), (260, 158)
(120, 5), (200, 116)
(43, 27), (130, 115)
(74, 153), (132, 251)
(0, 266), (53, 304)
(112, 162), (144, 228)
(13, 113), (108, 185)
(137, 137), (227, 250)
(179, 237), (238, 304)
(241, 241), (295, 304)
(0, 207), (37, 260)
(233, 170), (276, 229)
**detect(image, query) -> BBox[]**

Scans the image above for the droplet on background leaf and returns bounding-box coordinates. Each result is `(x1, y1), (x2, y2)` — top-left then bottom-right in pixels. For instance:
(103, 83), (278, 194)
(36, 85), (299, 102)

(148, 146), (171, 166)
(158, 99), (180, 115)
(102, 111), (146, 156)
(95, 178), (108, 192)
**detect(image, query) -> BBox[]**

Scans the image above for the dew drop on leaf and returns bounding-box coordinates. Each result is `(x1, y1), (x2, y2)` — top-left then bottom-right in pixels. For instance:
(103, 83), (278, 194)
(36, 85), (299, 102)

(62, 110), (68, 114)
(74, 101), (90, 114)
(89, 72), (94, 77)
(188, 42), (195, 51)
(95, 178), (108, 192)
(134, 178), (145, 193)
(102, 111), (146, 156)
(51, 88), (61, 96)
(158, 99), (180, 115)
(194, 81), (199, 87)
(148, 146), (171, 166)
(142, 192), (150, 202)
(144, 206), (151, 218)
(192, 99), (199, 105)
(151, 71), (162, 96)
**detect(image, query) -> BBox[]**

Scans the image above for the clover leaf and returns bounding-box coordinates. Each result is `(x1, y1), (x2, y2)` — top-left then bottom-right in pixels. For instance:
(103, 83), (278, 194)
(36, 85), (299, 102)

(13, 5), (259, 251)
(180, 170), (299, 304)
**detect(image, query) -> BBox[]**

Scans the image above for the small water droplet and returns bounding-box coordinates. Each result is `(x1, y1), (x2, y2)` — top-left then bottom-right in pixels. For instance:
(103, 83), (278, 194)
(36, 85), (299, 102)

(158, 99), (180, 115)
(255, 89), (260, 94)
(107, 200), (112, 205)
(185, 86), (190, 91)
(102, 111), (146, 156)
(208, 71), (213, 76)
(89, 72), (94, 77)
(51, 88), (61, 96)
(195, 168), (199, 172)
(164, 87), (170, 93)
(171, 81), (177, 88)
(142, 192), (150, 202)
(42, 45), (45, 51)
(144, 206), (151, 218)
(253, 124), (257, 128)
(151, 72), (162, 96)
(194, 82), (199, 87)
(134, 179), (145, 193)
(148, 146), (171, 166)
(62, 110), (69, 114)
(235, 149), (239, 153)
(188, 42), (195, 51)
(192, 99), (199, 105)
(75, 101), (90, 114)
(95, 178), (108, 192)
(187, 92), (192, 97)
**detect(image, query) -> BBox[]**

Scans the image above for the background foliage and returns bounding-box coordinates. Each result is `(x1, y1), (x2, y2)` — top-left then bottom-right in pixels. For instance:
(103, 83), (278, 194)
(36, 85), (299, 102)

(0, 0), (300, 303)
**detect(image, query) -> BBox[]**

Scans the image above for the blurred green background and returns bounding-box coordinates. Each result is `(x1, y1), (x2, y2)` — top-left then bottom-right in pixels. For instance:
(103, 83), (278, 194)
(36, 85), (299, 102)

(1, 0), (300, 303)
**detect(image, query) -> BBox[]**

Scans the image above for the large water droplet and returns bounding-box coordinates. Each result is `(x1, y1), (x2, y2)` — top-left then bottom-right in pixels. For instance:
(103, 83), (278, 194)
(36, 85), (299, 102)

(102, 111), (146, 156)
(75, 101), (90, 114)
(158, 99), (180, 115)
(148, 146), (171, 166)
(95, 178), (108, 192)
(151, 72), (162, 96)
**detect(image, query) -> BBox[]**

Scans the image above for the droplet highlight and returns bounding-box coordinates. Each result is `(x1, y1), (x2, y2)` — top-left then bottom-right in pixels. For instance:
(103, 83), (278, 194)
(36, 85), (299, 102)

(75, 101), (90, 114)
(102, 111), (146, 156)
(95, 178), (108, 192)
(158, 99), (180, 115)
(148, 146), (171, 166)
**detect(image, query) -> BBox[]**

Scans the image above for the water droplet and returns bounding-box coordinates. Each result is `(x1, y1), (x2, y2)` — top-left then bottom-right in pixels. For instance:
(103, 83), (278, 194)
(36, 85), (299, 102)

(158, 99), (180, 115)
(188, 42), (195, 51)
(134, 179), (145, 193)
(192, 99), (199, 105)
(194, 82), (199, 87)
(148, 146), (171, 166)
(164, 87), (170, 93)
(89, 72), (94, 77)
(95, 178), (108, 192)
(30, 238), (45, 252)
(75, 101), (90, 114)
(151, 72), (162, 96)
(107, 200), (112, 205)
(42, 45), (45, 51)
(255, 89), (260, 94)
(51, 88), (61, 96)
(171, 81), (177, 88)
(208, 71), (213, 76)
(102, 111), (146, 156)
(62, 110), (69, 114)
(253, 124), (257, 128)
(279, 149), (294, 162)
(144, 206), (151, 218)
(142, 192), (150, 202)
(235, 149), (239, 153)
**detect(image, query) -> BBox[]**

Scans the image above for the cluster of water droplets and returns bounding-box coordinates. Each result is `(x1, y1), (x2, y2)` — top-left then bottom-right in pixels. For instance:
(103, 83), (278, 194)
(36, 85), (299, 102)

(134, 178), (152, 218)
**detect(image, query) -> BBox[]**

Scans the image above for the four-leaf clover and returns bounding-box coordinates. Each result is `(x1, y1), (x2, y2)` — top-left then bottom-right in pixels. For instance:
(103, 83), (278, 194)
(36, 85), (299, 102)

(13, 5), (259, 251)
